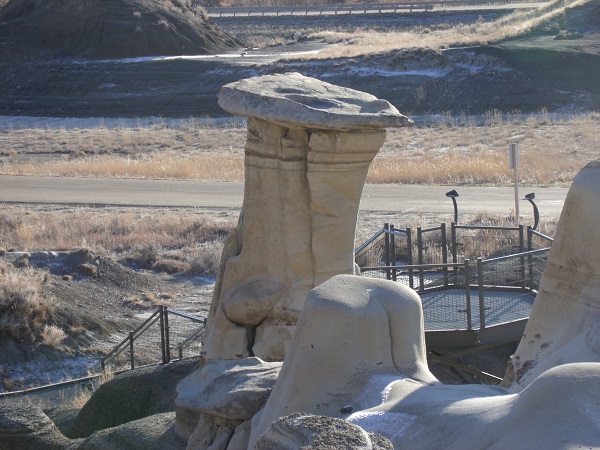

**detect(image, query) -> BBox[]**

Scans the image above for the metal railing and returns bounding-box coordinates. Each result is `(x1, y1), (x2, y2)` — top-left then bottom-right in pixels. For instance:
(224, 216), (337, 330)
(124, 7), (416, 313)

(101, 305), (205, 373)
(360, 246), (550, 332)
(356, 223), (553, 333)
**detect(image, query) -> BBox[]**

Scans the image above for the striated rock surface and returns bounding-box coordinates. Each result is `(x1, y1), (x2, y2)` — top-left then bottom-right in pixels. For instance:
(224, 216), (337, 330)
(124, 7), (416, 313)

(204, 73), (412, 361)
(503, 160), (600, 391)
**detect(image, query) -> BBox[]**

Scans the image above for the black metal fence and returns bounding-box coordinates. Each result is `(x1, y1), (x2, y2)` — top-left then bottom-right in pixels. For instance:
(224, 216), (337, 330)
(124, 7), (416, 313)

(101, 306), (205, 373)
(356, 223), (553, 333)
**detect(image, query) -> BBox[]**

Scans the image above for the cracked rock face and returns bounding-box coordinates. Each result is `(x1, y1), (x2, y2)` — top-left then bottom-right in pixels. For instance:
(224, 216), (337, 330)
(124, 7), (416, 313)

(203, 73), (411, 361)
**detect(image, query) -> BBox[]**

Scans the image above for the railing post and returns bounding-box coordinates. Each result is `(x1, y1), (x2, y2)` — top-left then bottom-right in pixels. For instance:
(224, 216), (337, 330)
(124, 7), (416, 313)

(451, 222), (458, 286)
(519, 224), (526, 291)
(159, 305), (167, 364)
(390, 224), (397, 282)
(129, 331), (135, 370)
(477, 257), (485, 330)
(417, 226), (424, 292)
(441, 223), (448, 288)
(384, 223), (391, 280)
(406, 226), (414, 289)
(164, 307), (171, 363)
(527, 226), (534, 291)
(464, 258), (471, 330)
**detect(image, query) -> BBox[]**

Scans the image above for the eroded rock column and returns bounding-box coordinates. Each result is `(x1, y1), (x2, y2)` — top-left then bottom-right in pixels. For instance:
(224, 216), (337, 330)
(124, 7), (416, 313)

(202, 72), (411, 361)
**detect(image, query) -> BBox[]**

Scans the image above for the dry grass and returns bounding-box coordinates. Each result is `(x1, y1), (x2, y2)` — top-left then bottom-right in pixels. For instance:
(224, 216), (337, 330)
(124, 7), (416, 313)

(0, 207), (236, 277)
(371, 111), (599, 185)
(308, 0), (593, 58)
(0, 260), (56, 341)
(0, 112), (597, 185)
(40, 324), (67, 347)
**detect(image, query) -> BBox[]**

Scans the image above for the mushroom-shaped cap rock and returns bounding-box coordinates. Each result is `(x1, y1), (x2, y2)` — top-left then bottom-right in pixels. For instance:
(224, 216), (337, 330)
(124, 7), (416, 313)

(218, 72), (412, 130)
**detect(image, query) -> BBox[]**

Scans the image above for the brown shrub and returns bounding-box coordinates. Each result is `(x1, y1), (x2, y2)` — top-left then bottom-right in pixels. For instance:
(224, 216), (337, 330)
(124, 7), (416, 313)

(0, 264), (56, 341)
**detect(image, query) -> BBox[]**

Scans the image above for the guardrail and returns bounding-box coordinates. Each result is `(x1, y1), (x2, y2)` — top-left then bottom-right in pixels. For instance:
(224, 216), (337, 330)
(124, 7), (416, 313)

(207, 1), (433, 16)
(205, 0), (529, 17)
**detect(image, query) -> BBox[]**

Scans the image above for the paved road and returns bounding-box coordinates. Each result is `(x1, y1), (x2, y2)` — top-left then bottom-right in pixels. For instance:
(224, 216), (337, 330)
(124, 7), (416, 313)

(0, 175), (568, 218)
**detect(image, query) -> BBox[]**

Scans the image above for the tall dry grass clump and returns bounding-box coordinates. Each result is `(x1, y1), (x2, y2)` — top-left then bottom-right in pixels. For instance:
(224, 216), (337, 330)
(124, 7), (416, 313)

(0, 260), (57, 341)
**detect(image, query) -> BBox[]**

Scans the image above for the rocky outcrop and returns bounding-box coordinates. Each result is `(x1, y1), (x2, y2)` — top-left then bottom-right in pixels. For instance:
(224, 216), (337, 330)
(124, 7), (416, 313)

(174, 357), (281, 449)
(74, 412), (185, 450)
(68, 359), (198, 438)
(503, 160), (600, 391)
(255, 413), (393, 450)
(0, 403), (75, 450)
(203, 73), (412, 362)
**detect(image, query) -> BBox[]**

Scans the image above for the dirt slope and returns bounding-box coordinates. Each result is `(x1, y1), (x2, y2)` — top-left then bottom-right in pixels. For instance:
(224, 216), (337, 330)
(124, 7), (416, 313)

(0, 0), (241, 60)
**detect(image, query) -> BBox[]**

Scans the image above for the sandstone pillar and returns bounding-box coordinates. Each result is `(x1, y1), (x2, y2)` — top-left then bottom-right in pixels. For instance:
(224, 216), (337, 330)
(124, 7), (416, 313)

(203, 73), (412, 361)
(503, 160), (600, 391)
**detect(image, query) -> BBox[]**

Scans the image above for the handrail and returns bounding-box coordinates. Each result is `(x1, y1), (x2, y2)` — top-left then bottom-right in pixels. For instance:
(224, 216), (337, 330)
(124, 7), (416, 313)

(101, 306), (206, 372)
(101, 308), (161, 363)
(454, 224), (521, 231)
(166, 308), (206, 322)
(354, 227), (385, 255)
(481, 247), (550, 264)
(529, 229), (554, 242)
(361, 262), (464, 271)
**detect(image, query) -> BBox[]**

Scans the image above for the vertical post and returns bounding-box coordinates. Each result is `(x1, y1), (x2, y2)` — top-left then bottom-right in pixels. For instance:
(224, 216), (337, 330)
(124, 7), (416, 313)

(406, 226), (414, 289)
(477, 258), (485, 330)
(159, 305), (167, 364)
(390, 224), (397, 282)
(519, 224), (526, 291)
(441, 223), (448, 288)
(417, 226), (424, 292)
(129, 331), (135, 370)
(164, 307), (171, 363)
(384, 223), (391, 280)
(451, 222), (458, 286)
(464, 259), (472, 330)
(527, 226), (534, 291)
(509, 143), (520, 221)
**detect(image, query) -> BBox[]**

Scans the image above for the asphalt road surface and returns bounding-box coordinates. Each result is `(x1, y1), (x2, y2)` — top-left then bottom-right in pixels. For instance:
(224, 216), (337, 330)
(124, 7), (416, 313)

(0, 175), (568, 218)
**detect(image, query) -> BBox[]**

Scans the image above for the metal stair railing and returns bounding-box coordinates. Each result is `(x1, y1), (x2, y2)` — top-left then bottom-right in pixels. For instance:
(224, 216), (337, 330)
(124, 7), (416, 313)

(101, 305), (205, 374)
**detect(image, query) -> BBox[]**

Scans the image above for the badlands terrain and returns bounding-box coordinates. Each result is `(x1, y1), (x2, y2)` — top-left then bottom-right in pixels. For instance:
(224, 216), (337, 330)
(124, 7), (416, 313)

(0, 0), (599, 395)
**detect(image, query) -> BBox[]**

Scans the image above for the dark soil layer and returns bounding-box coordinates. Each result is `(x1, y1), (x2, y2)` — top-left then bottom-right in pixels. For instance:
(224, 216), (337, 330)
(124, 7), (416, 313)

(0, 0), (241, 60)
(0, 1), (599, 118)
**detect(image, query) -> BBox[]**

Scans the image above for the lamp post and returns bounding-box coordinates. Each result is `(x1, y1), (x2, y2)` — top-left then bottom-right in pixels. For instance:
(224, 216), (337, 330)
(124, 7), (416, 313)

(523, 192), (539, 230)
(446, 190), (459, 224)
